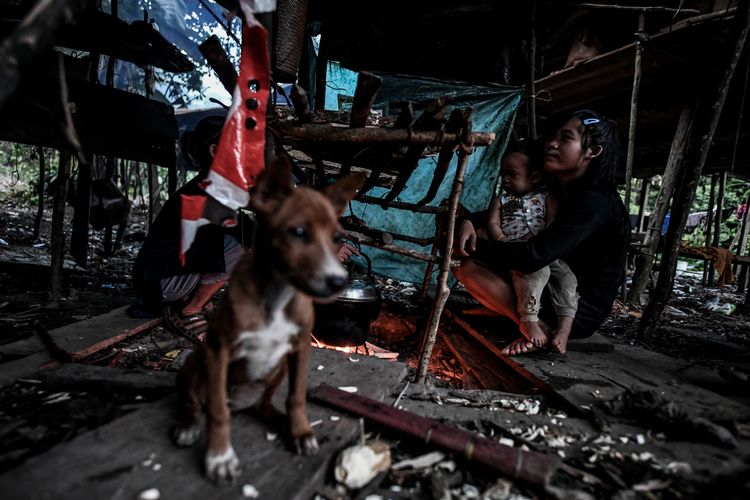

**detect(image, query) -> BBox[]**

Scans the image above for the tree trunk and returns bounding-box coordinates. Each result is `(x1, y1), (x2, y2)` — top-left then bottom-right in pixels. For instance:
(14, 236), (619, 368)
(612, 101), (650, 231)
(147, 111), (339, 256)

(33, 146), (46, 241)
(628, 105), (693, 302)
(48, 151), (71, 307)
(639, 0), (750, 338)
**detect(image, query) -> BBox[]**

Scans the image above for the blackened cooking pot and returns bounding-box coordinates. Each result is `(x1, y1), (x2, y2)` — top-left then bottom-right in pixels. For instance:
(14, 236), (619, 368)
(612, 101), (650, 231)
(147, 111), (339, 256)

(313, 254), (381, 347)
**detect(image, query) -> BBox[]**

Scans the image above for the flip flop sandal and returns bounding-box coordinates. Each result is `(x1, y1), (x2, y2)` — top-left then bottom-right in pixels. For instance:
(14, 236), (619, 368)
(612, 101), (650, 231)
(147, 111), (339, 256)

(163, 305), (208, 343)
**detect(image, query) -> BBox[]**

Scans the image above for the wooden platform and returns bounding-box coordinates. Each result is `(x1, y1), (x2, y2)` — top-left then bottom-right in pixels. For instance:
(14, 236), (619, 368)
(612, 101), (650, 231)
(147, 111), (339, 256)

(0, 347), (409, 500)
(0, 305), (161, 388)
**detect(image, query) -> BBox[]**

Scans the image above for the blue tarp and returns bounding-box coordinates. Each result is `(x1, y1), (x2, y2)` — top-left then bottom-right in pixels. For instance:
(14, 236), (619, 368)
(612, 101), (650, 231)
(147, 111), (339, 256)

(325, 64), (523, 284)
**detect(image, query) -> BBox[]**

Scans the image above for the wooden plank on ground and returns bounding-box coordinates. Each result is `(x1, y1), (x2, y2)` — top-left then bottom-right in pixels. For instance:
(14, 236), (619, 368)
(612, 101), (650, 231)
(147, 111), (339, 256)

(0, 347), (409, 500)
(476, 330), (750, 423)
(36, 364), (176, 395)
(0, 306), (160, 387)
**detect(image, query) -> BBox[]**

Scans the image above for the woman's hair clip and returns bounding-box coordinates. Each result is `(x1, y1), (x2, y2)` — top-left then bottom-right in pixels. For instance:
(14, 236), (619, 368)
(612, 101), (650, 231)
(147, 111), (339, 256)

(582, 117), (600, 126)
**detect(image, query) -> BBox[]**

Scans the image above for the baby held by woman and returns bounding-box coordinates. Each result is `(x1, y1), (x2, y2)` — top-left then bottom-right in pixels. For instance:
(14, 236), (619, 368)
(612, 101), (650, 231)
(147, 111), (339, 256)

(485, 144), (578, 353)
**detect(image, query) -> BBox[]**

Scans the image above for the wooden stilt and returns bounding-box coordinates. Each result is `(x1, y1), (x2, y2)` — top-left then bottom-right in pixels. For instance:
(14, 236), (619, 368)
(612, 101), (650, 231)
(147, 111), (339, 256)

(527, 1), (538, 140)
(636, 177), (651, 233)
(147, 163), (155, 227)
(709, 170), (728, 285)
(629, 105), (693, 302)
(69, 157), (91, 268)
(33, 146), (46, 241)
(639, 0), (750, 338)
(49, 151), (71, 307)
(416, 111), (474, 384)
(702, 174), (718, 286)
(621, 13), (646, 302)
(735, 191), (750, 292)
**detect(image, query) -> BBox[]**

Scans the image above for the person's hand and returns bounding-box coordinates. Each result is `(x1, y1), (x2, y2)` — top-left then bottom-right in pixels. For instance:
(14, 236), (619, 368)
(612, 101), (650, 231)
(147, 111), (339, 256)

(454, 220), (476, 257)
(336, 242), (360, 262)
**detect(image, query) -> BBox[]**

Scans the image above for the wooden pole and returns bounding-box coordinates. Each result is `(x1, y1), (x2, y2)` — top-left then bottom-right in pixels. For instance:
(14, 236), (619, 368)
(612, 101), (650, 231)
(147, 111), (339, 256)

(528, 1), (538, 140)
(625, 13), (646, 225)
(629, 105), (693, 302)
(709, 170), (728, 285)
(567, 3), (699, 14)
(33, 146), (46, 241)
(621, 13), (646, 302)
(735, 191), (750, 292)
(273, 122), (495, 147)
(639, 0), (750, 338)
(48, 151), (71, 307)
(702, 174), (717, 286)
(417, 113), (474, 384)
(636, 177), (651, 232)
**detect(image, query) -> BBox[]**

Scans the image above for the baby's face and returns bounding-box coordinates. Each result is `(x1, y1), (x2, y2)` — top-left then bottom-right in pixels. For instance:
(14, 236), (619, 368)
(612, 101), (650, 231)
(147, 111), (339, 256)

(500, 152), (536, 196)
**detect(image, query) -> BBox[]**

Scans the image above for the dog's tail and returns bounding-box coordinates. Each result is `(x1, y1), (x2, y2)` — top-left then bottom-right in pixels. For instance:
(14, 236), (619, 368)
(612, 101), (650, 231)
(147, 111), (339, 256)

(33, 320), (74, 362)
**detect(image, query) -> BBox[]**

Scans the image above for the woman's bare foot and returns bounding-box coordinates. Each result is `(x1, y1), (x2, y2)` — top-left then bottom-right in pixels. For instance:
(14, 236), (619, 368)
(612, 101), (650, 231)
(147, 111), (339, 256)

(519, 320), (548, 347)
(550, 316), (574, 354)
(500, 337), (541, 356)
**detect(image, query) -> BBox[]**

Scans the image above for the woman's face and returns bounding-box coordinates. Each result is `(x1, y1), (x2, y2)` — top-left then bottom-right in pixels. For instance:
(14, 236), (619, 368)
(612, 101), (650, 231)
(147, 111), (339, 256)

(543, 117), (595, 181)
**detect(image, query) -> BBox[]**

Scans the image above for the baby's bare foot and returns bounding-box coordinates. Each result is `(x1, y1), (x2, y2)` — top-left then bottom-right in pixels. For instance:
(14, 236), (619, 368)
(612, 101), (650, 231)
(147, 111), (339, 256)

(551, 316), (574, 354)
(551, 328), (571, 354)
(520, 320), (548, 347)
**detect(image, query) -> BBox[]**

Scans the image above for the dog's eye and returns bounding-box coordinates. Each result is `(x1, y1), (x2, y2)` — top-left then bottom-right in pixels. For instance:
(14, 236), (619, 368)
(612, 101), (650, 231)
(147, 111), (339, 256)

(289, 226), (310, 242)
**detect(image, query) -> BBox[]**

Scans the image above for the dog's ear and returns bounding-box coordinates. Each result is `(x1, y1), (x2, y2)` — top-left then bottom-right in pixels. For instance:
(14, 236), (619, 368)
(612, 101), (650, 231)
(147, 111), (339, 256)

(251, 155), (294, 215)
(323, 172), (367, 216)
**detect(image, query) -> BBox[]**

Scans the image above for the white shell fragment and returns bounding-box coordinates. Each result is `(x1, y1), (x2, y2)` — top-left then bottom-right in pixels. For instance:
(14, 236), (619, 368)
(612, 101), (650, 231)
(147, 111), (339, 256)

(338, 386), (358, 393)
(242, 484), (260, 498)
(138, 488), (160, 500)
(391, 451), (445, 471)
(335, 441), (391, 489)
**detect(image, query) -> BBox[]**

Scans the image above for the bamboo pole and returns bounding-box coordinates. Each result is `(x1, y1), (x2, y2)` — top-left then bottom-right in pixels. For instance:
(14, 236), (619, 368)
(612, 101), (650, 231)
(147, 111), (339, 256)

(33, 146), (46, 241)
(629, 105), (693, 302)
(357, 195), (448, 214)
(702, 174), (717, 286)
(568, 3), (699, 14)
(639, 0), (750, 338)
(344, 230), (443, 264)
(48, 151), (71, 307)
(416, 120), (474, 384)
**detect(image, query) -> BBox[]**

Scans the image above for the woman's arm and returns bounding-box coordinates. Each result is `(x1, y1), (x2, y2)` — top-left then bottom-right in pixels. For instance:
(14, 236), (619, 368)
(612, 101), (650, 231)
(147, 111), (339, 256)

(487, 197), (507, 241)
(476, 190), (611, 273)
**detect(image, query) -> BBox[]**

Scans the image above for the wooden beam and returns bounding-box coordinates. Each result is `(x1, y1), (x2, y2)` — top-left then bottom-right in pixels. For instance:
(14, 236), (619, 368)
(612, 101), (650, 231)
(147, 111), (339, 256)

(527, 1), (538, 140)
(710, 170), (728, 285)
(636, 177), (651, 232)
(273, 122), (495, 146)
(735, 191), (750, 291)
(199, 34), (238, 95)
(567, 3), (700, 14)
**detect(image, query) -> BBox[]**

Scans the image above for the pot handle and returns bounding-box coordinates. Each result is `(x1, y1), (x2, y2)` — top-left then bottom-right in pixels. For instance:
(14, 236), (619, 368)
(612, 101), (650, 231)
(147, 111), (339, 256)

(361, 251), (373, 278)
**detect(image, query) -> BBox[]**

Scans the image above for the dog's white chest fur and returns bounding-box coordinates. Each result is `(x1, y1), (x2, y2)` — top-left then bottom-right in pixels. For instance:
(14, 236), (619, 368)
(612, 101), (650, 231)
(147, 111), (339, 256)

(234, 293), (299, 381)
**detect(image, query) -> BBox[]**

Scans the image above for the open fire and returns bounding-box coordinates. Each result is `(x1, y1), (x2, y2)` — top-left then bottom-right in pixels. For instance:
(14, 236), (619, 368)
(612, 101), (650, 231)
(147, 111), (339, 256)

(311, 334), (399, 361)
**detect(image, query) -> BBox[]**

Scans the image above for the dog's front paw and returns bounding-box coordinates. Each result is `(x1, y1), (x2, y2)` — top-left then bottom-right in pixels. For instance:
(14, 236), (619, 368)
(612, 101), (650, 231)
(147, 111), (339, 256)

(295, 433), (319, 455)
(173, 423), (202, 447)
(205, 446), (240, 483)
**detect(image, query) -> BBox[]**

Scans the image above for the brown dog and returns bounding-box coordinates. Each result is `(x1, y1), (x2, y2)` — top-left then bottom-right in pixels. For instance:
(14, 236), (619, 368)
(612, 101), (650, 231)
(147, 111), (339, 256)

(173, 156), (365, 482)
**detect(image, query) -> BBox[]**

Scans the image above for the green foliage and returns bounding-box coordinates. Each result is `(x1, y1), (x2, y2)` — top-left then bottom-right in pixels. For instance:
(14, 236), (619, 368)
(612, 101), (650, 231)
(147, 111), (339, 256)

(0, 142), (44, 204)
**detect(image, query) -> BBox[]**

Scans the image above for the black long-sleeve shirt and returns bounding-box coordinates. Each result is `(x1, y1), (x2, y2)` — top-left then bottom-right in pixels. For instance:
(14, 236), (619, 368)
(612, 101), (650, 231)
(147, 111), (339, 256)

(471, 185), (630, 322)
